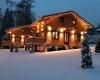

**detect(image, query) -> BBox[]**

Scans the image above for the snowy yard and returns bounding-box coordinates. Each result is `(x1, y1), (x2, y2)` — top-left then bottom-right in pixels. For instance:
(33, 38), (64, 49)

(0, 46), (100, 80)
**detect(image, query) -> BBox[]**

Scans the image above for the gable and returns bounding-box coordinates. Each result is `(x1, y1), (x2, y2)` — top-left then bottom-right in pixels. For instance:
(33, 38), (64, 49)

(31, 11), (93, 32)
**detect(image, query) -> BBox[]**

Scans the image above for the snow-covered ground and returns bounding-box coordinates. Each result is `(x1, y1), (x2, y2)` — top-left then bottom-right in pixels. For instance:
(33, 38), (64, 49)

(0, 46), (100, 80)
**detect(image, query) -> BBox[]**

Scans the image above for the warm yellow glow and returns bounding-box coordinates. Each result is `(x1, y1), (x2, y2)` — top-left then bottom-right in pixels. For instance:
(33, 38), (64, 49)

(71, 30), (75, 34)
(47, 32), (52, 41)
(21, 38), (24, 44)
(36, 25), (40, 33)
(81, 35), (84, 40)
(11, 37), (15, 44)
(12, 34), (15, 38)
(60, 28), (64, 33)
(21, 35), (25, 38)
(59, 33), (63, 40)
(52, 32), (58, 39)
(81, 31), (84, 35)
(41, 28), (44, 31)
(71, 35), (75, 40)
(41, 24), (43, 27)
(37, 25), (39, 29)
(41, 22), (44, 25)
(48, 26), (52, 31)
(21, 35), (25, 46)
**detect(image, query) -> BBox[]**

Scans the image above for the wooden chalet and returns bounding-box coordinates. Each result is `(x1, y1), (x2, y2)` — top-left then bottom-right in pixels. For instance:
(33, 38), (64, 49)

(6, 11), (93, 52)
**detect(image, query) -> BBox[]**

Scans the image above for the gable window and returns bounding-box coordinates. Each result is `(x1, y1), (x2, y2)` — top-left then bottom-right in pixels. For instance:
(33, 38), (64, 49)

(59, 17), (65, 23)
(72, 20), (76, 25)
(52, 32), (59, 40)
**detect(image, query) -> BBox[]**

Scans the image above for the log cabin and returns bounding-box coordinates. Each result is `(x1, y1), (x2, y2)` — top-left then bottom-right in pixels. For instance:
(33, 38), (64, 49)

(6, 11), (93, 52)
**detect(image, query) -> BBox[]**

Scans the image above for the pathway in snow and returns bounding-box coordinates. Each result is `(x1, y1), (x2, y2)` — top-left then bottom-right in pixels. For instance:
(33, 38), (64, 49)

(0, 47), (100, 80)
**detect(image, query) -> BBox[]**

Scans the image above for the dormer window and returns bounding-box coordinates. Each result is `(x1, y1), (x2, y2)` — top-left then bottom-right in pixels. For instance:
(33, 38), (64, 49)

(59, 17), (64, 23)
(72, 20), (76, 25)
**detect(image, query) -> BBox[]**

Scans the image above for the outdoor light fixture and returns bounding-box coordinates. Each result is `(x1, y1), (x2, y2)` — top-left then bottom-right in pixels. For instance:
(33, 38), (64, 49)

(71, 30), (75, 34)
(12, 34), (15, 38)
(81, 31), (84, 35)
(84, 31), (87, 34)
(48, 26), (52, 31)
(21, 35), (25, 38)
(60, 28), (64, 33)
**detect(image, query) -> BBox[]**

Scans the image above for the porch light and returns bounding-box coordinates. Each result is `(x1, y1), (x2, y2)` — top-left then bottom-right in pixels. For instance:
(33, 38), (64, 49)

(21, 35), (25, 38)
(12, 34), (15, 38)
(81, 31), (84, 35)
(48, 26), (52, 31)
(60, 28), (64, 33)
(71, 30), (75, 34)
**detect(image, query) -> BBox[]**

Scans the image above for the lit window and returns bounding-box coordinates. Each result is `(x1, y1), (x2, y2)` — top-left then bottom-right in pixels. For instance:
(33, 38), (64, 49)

(59, 17), (64, 23)
(72, 20), (76, 25)
(52, 32), (59, 40)
(64, 33), (69, 43)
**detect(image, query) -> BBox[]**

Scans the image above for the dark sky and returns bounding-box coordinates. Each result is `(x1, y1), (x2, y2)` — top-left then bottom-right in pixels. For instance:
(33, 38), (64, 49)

(0, 0), (100, 26)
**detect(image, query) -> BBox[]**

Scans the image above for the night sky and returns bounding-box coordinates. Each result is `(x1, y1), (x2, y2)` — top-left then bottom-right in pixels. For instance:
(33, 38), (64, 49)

(0, 0), (100, 26)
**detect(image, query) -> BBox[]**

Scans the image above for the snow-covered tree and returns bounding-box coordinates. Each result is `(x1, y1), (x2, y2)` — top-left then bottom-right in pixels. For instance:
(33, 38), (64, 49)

(81, 36), (93, 69)
(0, 8), (15, 40)
(16, 0), (35, 26)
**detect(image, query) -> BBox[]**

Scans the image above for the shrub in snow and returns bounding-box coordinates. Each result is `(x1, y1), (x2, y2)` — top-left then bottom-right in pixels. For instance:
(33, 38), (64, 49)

(81, 38), (93, 69)
(30, 44), (35, 53)
(95, 39), (100, 53)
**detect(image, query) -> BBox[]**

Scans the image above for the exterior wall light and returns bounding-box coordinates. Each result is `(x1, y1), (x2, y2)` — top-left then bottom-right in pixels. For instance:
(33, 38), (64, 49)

(81, 31), (84, 35)
(21, 35), (25, 38)
(71, 30), (75, 34)
(12, 34), (15, 38)
(84, 31), (87, 34)
(48, 26), (52, 31)
(60, 28), (64, 33)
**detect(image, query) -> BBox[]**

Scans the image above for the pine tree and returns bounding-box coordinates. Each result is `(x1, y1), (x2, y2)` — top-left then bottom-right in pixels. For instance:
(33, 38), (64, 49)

(81, 36), (93, 69)
(0, 8), (15, 40)
(16, 0), (35, 26)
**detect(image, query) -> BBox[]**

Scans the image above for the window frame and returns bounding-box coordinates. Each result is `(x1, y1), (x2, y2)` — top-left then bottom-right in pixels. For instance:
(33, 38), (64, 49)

(52, 31), (59, 40)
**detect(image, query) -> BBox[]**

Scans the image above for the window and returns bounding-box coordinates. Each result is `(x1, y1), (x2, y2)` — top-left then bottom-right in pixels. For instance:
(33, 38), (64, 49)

(52, 32), (59, 40)
(59, 17), (65, 23)
(75, 33), (81, 41)
(72, 20), (76, 25)
(64, 32), (69, 43)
